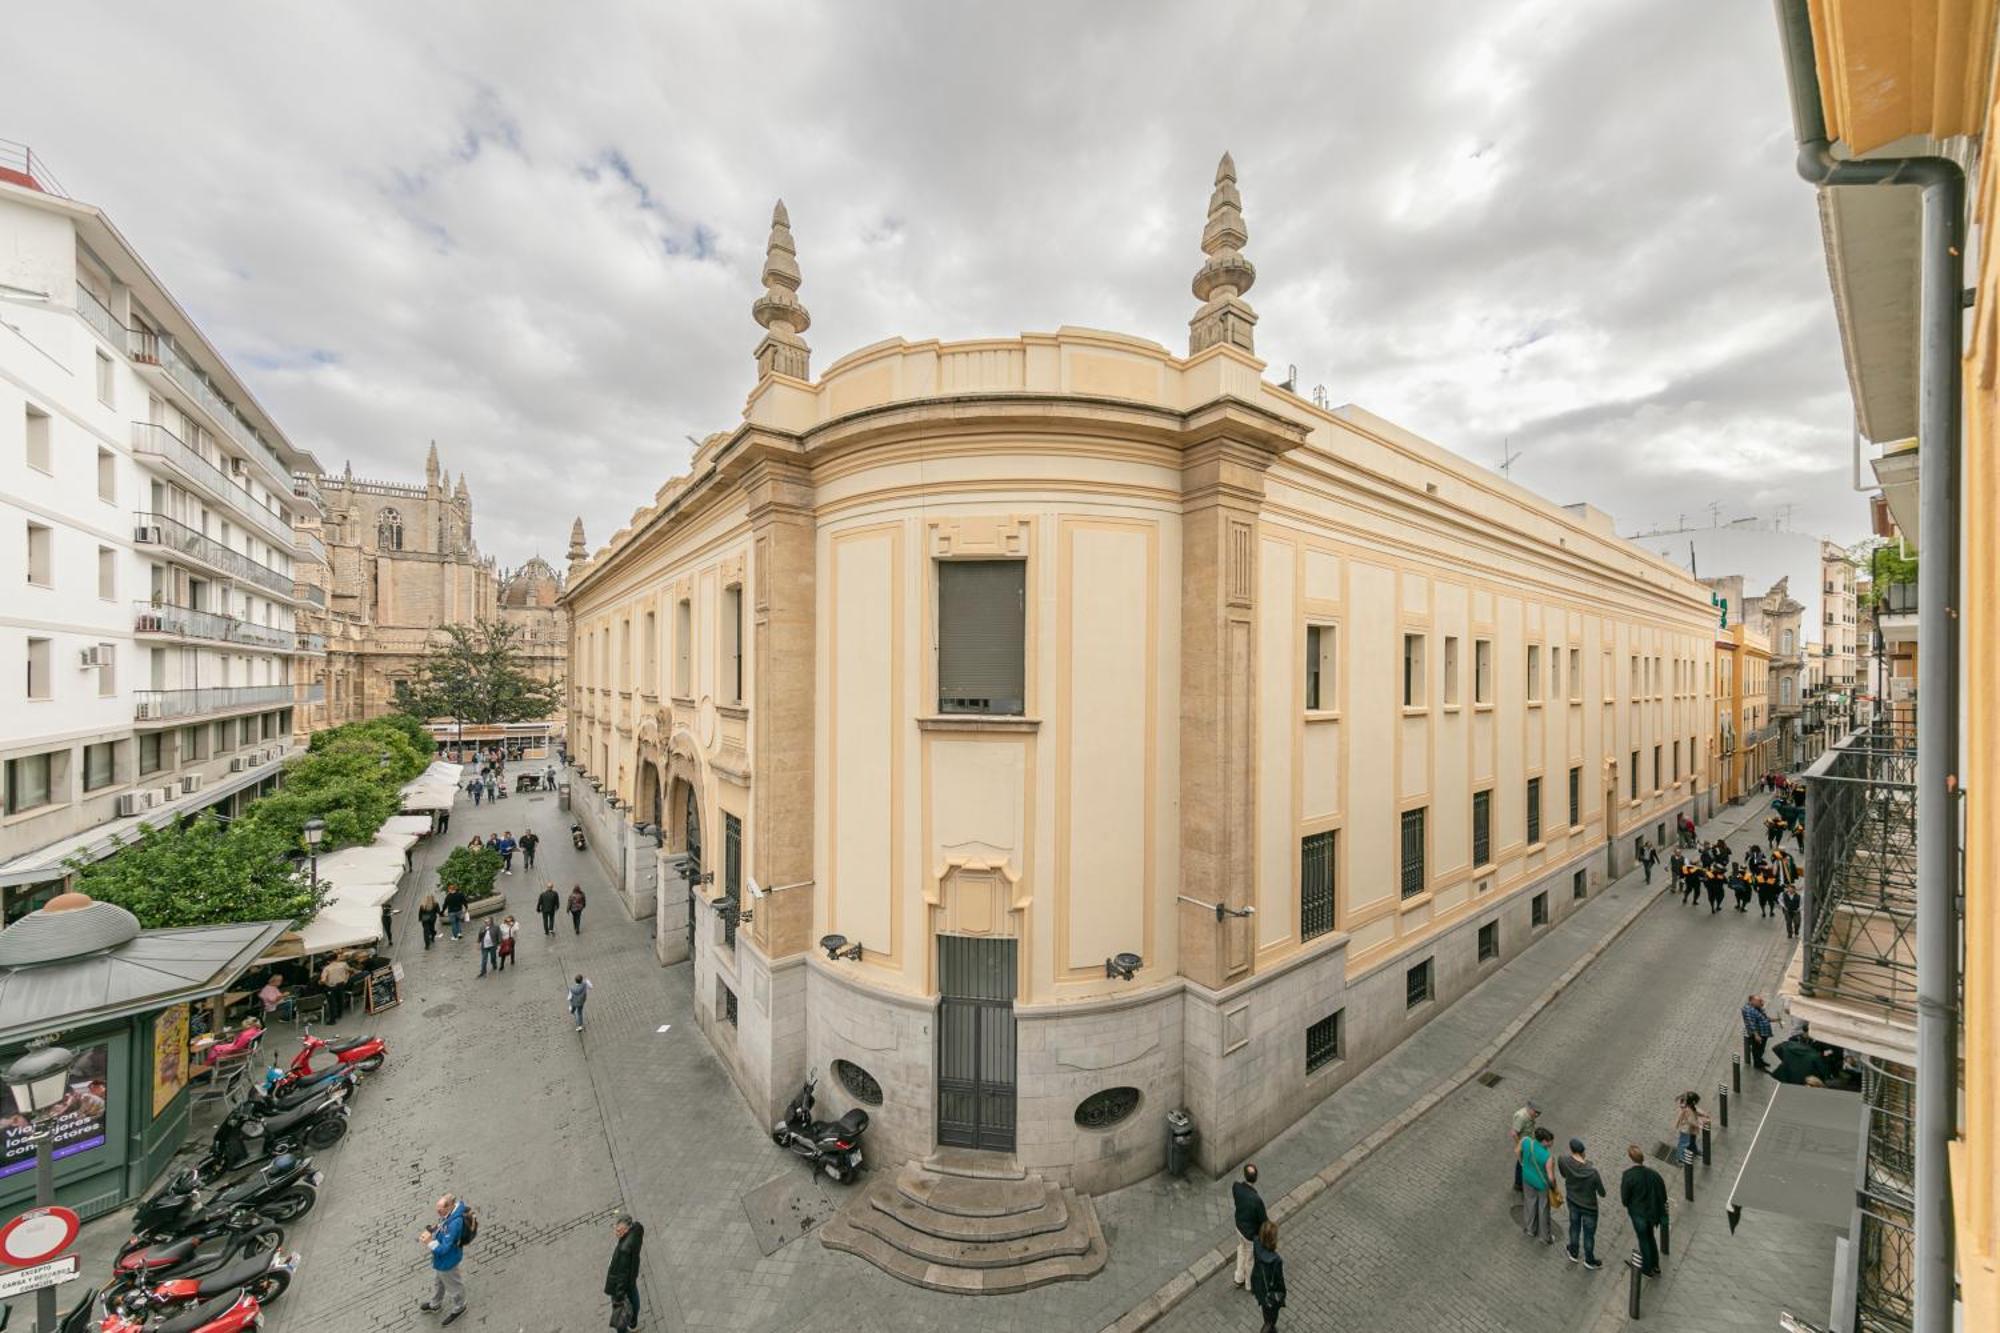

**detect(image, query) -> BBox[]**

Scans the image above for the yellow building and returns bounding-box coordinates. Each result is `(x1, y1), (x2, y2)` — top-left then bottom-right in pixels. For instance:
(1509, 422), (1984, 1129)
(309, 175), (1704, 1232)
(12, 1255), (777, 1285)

(1713, 622), (1774, 805)
(1775, 1), (1993, 1326)
(561, 164), (1718, 1248)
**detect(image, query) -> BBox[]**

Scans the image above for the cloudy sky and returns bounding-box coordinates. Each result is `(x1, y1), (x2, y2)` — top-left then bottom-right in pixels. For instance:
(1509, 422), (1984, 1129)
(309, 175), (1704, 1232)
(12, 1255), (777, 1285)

(7, 0), (1861, 569)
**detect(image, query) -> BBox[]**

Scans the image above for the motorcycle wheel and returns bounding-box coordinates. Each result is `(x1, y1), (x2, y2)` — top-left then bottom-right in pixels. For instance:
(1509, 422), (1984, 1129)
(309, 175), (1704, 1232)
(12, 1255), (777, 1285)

(304, 1116), (348, 1149)
(240, 1224), (286, 1256)
(262, 1185), (317, 1222)
(772, 1129), (789, 1146)
(247, 1267), (293, 1306)
(358, 1053), (385, 1072)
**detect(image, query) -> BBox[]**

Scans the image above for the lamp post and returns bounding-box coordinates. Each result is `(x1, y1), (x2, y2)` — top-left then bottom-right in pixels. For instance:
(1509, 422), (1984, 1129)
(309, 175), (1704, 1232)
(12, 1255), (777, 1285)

(3, 1042), (79, 1333)
(303, 816), (326, 893)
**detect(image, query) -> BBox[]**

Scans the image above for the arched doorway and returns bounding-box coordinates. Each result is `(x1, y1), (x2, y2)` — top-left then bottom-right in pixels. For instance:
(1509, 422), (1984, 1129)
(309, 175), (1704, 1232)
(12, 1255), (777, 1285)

(672, 776), (702, 958)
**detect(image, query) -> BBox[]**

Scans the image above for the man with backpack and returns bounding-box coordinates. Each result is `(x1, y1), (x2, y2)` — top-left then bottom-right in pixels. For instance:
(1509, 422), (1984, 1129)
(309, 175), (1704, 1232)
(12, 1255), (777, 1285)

(419, 1193), (473, 1325)
(569, 974), (593, 1032)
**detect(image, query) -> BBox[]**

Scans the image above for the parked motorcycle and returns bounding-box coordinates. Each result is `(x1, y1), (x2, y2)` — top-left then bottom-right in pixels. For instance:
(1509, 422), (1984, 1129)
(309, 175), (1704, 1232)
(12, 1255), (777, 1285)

(136, 1153), (322, 1235)
(249, 1062), (358, 1112)
(772, 1069), (868, 1183)
(201, 1083), (349, 1172)
(270, 1024), (386, 1094)
(571, 822), (587, 851)
(101, 1288), (266, 1333)
(109, 1215), (284, 1301)
(110, 1247), (297, 1320)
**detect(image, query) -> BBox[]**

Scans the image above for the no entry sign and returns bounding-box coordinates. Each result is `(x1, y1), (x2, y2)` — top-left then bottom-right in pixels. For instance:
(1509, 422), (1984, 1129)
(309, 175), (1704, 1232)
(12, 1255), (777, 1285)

(0, 1205), (80, 1268)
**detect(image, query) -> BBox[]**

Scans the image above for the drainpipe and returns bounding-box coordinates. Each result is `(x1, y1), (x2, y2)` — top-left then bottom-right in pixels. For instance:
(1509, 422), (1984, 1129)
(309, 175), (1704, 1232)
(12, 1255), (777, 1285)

(1774, 3), (1963, 1329)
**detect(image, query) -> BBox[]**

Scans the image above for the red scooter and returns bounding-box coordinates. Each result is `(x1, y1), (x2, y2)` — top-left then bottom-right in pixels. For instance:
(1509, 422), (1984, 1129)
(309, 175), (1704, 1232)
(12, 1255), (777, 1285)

(271, 1023), (386, 1094)
(111, 1248), (297, 1321)
(102, 1288), (266, 1332)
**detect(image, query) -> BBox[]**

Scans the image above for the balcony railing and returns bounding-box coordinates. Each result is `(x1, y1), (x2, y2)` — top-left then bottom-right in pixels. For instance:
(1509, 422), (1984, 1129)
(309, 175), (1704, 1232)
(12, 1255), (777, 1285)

(291, 473), (327, 514)
(134, 602), (296, 652)
(75, 284), (122, 345)
(297, 584), (326, 607)
(134, 684), (294, 721)
(130, 422), (296, 548)
(299, 681), (327, 703)
(133, 511), (295, 600)
(127, 328), (294, 500)
(1800, 714), (1920, 1020)
(1880, 582), (1916, 616)
(295, 631), (327, 654)
(293, 529), (328, 565)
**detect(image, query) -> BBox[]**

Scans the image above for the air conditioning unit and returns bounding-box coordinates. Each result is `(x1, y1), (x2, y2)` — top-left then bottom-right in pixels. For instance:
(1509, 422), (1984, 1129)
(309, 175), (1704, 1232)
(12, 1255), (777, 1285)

(246, 754), (264, 768)
(134, 525), (163, 545)
(158, 785), (179, 805)
(181, 773), (203, 794)
(135, 701), (159, 720)
(116, 792), (145, 817)
(229, 457), (249, 478)
(79, 646), (104, 668)
(228, 756), (245, 772)
(137, 790), (161, 812)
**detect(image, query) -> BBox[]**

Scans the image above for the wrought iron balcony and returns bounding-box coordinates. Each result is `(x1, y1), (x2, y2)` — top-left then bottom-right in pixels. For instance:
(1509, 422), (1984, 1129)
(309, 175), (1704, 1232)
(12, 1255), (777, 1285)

(132, 511), (296, 600)
(1799, 718), (1919, 1022)
(1880, 582), (1917, 616)
(134, 602), (297, 652)
(130, 422), (296, 549)
(134, 684), (294, 721)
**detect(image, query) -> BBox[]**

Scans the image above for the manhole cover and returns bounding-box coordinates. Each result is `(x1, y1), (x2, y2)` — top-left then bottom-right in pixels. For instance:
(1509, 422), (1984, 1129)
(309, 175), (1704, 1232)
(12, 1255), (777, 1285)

(423, 1003), (459, 1019)
(1476, 1071), (1504, 1088)
(1652, 1142), (1677, 1162)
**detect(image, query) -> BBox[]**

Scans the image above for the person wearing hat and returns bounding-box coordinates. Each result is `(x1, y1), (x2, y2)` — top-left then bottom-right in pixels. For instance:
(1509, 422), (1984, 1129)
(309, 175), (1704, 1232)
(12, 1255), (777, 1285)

(1510, 1100), (1540, 1193)
(604, 1212), (645, 1330)
(1557, 1137), (1607, 1268)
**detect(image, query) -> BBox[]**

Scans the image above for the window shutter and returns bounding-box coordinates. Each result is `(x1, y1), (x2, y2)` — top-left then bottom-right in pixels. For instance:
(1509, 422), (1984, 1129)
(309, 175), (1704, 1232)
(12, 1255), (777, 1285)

(938, 561), (1026, 714)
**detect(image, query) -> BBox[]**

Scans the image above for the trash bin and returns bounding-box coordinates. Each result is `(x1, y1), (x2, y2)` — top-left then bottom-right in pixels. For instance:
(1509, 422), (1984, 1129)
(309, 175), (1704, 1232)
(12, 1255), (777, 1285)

(1166, 1108), (1197, 1178)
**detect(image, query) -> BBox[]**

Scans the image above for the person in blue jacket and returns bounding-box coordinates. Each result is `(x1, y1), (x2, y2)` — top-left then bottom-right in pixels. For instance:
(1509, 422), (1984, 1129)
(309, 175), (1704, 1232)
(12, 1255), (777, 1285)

(419, 1193), (469, 1325)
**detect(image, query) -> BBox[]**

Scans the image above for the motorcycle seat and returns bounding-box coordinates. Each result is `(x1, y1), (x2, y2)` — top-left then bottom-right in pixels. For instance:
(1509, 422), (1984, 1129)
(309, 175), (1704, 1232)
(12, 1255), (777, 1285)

(326, 1036), (373, 1054)
(828, 1107), (869, 1138)
(155, 1292), (244, 1333)
(192, 1251), (272, 1297)
(126, 1236), (197, 1268)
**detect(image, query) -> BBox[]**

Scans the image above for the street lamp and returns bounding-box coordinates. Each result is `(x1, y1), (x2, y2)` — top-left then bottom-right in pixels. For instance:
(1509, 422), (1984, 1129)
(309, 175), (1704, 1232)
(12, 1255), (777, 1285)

(3, 1042), (79, 1333)
(303, 816), (326, 893)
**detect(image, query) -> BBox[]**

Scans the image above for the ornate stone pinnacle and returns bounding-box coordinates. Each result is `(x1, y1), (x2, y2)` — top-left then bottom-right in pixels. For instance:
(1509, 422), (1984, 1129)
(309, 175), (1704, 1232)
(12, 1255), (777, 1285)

(1190, 151), (1259, 355)
(753, 198), (812, 380)
(568, 517), (587, 563)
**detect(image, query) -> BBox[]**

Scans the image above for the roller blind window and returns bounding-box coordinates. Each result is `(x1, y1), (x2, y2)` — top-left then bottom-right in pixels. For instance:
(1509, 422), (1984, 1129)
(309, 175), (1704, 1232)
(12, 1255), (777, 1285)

(938, 560), (1025, 715)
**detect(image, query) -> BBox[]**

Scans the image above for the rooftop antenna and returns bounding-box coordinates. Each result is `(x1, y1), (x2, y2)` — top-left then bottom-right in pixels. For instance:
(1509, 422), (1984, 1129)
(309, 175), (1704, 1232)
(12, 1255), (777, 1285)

(1498, 437), (1523, 479)
(1774, 502), (1796, 530)
(1311, 383), (1328, 409)
(1706, 499), (1725, 527)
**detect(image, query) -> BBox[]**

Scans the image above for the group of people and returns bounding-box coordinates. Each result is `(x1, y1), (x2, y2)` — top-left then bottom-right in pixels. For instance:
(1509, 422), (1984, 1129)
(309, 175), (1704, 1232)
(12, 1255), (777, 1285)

(464, 829), (538, 874)
(1741, 994), (1857, 1089)
(417, 1197), (643, 1328)
(1668, 837), (1803, 937)
(1510, 1101), (1672, 1277)
(1229, 1165), (1287, 1331)
(411, 881), (586, 951)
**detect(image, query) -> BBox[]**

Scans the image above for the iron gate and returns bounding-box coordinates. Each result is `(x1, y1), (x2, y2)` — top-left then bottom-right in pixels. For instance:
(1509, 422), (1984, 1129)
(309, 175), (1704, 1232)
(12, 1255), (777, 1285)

(683, 791), (701, 955)
(936, 935), (1018, 1152)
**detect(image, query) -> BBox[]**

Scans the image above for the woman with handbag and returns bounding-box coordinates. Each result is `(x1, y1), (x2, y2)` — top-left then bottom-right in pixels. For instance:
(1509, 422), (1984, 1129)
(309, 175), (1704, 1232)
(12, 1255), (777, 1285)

(497, 915), (519, 972)
(1249, 1220), (1285, 1331)
(1674, 1091), (1709, 1164)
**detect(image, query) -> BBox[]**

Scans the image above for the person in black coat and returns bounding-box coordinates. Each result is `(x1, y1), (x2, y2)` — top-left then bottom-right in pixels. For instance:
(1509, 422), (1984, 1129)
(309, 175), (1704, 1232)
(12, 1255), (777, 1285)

(1620, 1145), (1667, 1276)
(1250, 1221), (1286, 1332)
(537, 884), (561, 937)
(1231, 1163), (1267, 1289)
(604, 1213), (644, 1329)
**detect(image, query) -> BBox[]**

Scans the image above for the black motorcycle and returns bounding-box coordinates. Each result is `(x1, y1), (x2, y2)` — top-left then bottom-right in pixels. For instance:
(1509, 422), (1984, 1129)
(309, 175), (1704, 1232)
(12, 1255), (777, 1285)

(771, 1069), (868, 1183)
(243, 1064), (357, 1115)
(201, 1084), (348, 1172)
(108, 1210), (284, 1300)
(136, 1153), (322, 1235)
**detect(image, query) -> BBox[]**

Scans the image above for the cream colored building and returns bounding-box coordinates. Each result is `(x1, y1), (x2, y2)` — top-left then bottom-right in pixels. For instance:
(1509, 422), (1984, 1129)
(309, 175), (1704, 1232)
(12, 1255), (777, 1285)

(563, 163), (1718, 1193)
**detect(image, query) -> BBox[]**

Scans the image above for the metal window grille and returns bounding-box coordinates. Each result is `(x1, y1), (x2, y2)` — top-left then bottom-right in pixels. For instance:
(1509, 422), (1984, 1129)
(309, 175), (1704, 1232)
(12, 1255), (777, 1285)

(1304, 625), (1326, 709)
(1306, 1010), (1343, 1072)
(1472, 790), (1491, 867)
(1568, 767), (1580, 826)
(723, 811), (742, 950)
(938, 560), (1026, 714)
(1477, 921), (1498, 961)
(722, 982), (738, 1028)
(1531, 891), (1548, 926)
(1630, 751), (1640, 798)
(1399, 808), (1426, 898)
(1525, 778), (1542, 844)
(1300, 830), (1336, 940)
(1404, 958), (1433, 1008)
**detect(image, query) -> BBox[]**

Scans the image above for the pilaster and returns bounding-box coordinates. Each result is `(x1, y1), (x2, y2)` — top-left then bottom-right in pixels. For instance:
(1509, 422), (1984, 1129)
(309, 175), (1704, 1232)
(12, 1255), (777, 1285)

(745, 457), (816, 959)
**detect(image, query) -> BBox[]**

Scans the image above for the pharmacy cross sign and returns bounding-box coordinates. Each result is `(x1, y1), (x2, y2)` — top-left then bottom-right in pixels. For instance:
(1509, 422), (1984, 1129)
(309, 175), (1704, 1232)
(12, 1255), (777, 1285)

(0, 1205), (80, 1268)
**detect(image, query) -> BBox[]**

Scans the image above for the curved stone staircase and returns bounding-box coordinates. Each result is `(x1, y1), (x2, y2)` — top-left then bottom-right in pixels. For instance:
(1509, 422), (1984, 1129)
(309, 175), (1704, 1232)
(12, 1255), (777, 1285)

(819, 1156), (1107, 1294)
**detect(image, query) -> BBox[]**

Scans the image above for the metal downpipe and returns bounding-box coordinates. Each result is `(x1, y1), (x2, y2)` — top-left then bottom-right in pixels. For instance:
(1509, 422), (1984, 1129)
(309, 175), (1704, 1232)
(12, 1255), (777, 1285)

(1772, 3), (1963, 1328)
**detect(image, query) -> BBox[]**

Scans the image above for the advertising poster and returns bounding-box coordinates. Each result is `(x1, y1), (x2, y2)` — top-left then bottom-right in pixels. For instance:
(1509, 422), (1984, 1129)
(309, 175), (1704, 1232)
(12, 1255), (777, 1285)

(0, 1043), (110, 1179)
(151, 1004), (191, 1117)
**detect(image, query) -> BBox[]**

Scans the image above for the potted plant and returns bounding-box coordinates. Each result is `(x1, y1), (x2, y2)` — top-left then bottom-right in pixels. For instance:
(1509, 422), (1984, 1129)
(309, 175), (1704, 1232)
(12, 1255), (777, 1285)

(437, 845), (505, 916)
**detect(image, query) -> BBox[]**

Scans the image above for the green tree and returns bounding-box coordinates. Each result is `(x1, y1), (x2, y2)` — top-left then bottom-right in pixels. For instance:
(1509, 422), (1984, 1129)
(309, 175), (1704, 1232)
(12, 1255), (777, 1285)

(69, 812), (324, 929)
(1864, 544), (1918, 607)
(402, 620), (560, 725)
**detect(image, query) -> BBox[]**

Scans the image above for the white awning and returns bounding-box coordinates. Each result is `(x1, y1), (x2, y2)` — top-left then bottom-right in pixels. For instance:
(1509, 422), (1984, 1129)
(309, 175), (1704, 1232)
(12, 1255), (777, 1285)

(380, 814), (435, 839)
(400, 785), (457, 812)
(400, 762), (463, 800)
(316, 844), (407, 889)
(296, 899), (384, 955)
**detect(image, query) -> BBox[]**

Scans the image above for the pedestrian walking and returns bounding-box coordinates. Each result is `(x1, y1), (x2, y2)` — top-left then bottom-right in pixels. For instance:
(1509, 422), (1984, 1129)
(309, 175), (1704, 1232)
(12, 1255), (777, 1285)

(1742, 994), (1774, 1072)
(1636, 837), (1658, 885)
(1766, 812), (1786, 848)
(381, 903), (399, 946)
(568, 974), (593, 1031)
(1729, 863), (1753, 912)
(1673, 1091), (1708, 1163)
(568, 884), (587, 935)
(418, 1193), (470, 1325)
(1249, 1220), (1286, 1332)
(1230, 1163), (1267, 1288)
(1510, 1100), (1540, 1193)
(495, 832), (516, 876)
(1558, 1138), (1607, 1269)
(1704, 864), (1726, 914)
(604, 1212), (645, 1330)
(1679, 855), (1703, 907)
(417, 894), (441, 950)
(497, 916), (519, 972)
(477, 919), (499, 978)
(443, 885), (469, 941)
(544, 763), (556, 789)
(519, 829), (539, 870)
(1792, 818), (1805, 852)
(537, 883), (560, 936)
(467, 835), (485, 852)
(318, 953), (352, 1024)
(1519, 1127), (1557, 1243)
(436, 808), (450, 836)
(1755, 868), (1780, 919)
(1620, 1146), (1666, 1276)
(469, 779), (483, 808)
(1780, 884), (1803, 939)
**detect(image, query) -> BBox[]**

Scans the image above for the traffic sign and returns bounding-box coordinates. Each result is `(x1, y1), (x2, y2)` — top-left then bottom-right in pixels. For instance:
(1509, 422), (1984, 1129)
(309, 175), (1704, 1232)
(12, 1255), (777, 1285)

(0, 1206), (80, 1268)
(0, 1254), (79, 1299)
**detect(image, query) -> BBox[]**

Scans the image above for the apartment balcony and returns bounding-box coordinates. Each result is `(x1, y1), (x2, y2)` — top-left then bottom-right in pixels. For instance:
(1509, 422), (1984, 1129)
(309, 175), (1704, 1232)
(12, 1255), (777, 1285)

(295, 631), (327, 655)
(291, 472), (327, 516)
(297, 583), (327, 608)
(293, 528), (328, 566)
(130, 423), (296, 549)
(133, 511), (297, 601)
(298, 681), (327, 703)
(134, 602), (298, 653)
(133, 683), (294, 723)
(126, 330), (294, 501)
(1877, 582), (1917, 649)
(74, 283), (122, 346)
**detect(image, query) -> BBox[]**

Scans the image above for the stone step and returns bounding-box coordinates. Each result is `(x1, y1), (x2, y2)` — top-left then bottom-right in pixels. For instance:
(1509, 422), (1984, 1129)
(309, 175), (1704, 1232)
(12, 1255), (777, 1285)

(922, 1147), (1027, 1180)
(872, 1176), (1070, 1243)
(820, 1193), (1107, 1295)
(854, 1187), (1090, 1266)
(894, 1163), (1046, 1218)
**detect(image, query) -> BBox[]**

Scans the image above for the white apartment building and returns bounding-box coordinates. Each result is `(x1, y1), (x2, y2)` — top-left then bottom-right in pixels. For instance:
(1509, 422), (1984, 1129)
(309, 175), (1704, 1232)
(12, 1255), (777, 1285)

(0, 146), (324, 919)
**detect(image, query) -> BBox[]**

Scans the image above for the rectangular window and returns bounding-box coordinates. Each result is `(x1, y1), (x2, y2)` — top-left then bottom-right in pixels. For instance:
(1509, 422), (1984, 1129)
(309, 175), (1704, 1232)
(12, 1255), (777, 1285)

(97, 644), (114, 696)
(83, 742), (115, 792)
(723, 810), (743, 949)
(1631, 654), (1641, 697)
(1405, 957), (1434, 1009)
(1550, 646), (1562, 702)
(1471, 789), (1492, 868)
(97, 545), (116, 600)
(1630, 750), (1640, 799)
(1442, 635), (1460, 706)
(1305, 1009), (1344, 1073)
(1300, 829), (1336, 941)
(1653, 745), (1662, 791)
(95, 350), (115, 407)
(97, 448), (116, 503)
(1531, 891), (1549, 927)
(1568, 765), (1581, 827)
(138, 731), (163, 776)
(938, 560), (1026, 715)
(213, 720), (232, 754)
(1477, 920), (1499, 961)
(26, 522), (52, 587)
(722, 584), (744, 705)
(1399, 807), (1427, 898)
(1525, 776), (1542, 845)
(5, 752), (53, 814)
(1526, 645), (1542, 702)
(673, 599), (692, 696)
(1573, 868), (1588, 900)
(642, 611), (657, 694)
(721, 980), (739, 1028)
(1402, 633), (1426, 708)
(1672, 740), (1681, 782)
(1568, 648), (1581, 701)
(24, 405), (51, 472)
(26, 637), (51, 700)
(1474, 639), (1492, 704)
(181, 725), (206, 761)
(1304, 624), (1336, 710)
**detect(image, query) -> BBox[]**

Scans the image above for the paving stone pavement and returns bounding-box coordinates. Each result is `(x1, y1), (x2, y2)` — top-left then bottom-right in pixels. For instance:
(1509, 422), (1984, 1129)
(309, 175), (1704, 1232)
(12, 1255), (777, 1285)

(1151, 799), (1838, 1333)
(16, 783), (1826, 1333)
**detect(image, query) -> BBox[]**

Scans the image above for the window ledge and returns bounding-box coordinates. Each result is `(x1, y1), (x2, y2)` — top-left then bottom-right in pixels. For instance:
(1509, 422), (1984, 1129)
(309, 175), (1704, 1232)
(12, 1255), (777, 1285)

(1440, 703), (1462, 714)
(1397, 891), (1433, 911)
(1528, 700), (1543, 709)
(918, 715), (1041, 733)
(1473, 702), (1494, 712)
(1303, 708), (1341, 723)
(671, 695), (695, 707)
(1399, 705), (1430, 718)
(1525, 840), (1546, 855)
(717, 702), (749, 720)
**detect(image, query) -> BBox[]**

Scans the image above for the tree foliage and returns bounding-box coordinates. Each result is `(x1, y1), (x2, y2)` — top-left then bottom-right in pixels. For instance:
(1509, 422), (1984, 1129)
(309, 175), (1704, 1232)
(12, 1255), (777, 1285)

(1863, 543), (1918, 607)
(437, 845), (503, 901)
(401, 620), (560, 725)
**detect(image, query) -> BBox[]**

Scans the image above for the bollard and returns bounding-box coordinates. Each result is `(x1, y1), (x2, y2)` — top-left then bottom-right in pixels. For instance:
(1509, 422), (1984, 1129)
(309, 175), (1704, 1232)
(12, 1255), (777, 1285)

(1719, 1082), (1730, 1129)
(1661, 1211), (1671, 1256)
(1629, 1260), (1644, 1319)
(1702, 1124), (1712, 1166)
(1733, 1054), (1742, 1093)
(1684, 1156), (1695, 1201)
